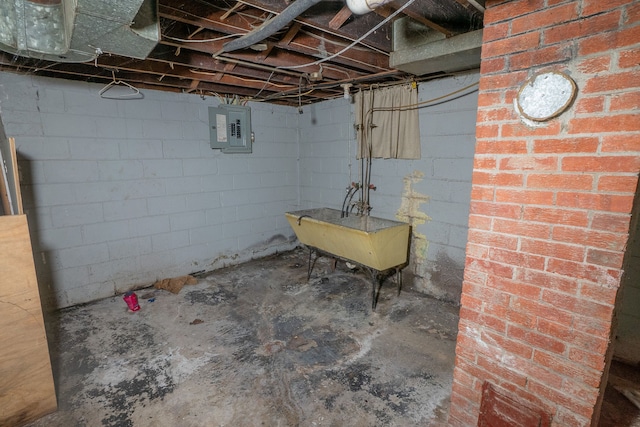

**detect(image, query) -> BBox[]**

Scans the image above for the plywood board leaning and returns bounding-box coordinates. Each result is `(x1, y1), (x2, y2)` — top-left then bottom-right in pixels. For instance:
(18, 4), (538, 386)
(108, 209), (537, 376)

(8, 137), (23, 214)
(0, 215), (57, 426)
(0, 147), (11, 215)
(0, 130), (22, 214)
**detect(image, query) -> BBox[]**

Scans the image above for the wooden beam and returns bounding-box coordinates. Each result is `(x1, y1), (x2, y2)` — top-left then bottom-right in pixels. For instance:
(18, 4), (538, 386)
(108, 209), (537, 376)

(329, 5), (352, 30)
(161, 18), (387, 74)
(160, 34), (375, 79)
(160, 2), (390, 72)
(220, 1), (244, 20)
(224, 0), (392, 51)
(403, 9), (454, 37)
(280, 21), (302, 45)
(379, 4), (454, 37)
(188, 79), (200, 91)
(213, 62), (237, 81)
(254, 42), (276, 61)
(0, 52), (285, 97)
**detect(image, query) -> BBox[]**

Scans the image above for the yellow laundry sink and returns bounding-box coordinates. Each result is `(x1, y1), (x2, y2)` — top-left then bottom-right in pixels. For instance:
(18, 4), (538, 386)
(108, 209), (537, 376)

(285, 208), (410, 271)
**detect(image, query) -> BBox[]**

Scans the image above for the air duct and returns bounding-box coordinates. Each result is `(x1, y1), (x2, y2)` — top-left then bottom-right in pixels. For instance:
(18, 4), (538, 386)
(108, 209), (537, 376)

(222, 0), (323, 54)
(0, 0), (159, 63)
(222, 0), (394, 54)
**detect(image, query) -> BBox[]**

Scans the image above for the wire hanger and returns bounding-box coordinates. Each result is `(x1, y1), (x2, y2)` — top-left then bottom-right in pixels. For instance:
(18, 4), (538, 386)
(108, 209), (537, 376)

(99, 70), (143, 99)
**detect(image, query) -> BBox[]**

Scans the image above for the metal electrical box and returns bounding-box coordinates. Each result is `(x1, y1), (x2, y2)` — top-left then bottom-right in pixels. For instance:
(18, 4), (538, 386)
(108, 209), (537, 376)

(208, 105), (253, 153)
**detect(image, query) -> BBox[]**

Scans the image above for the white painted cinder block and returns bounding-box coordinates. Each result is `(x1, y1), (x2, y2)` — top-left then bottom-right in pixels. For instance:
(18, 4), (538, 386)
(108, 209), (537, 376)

(83, 220), (132, 244)
(0, 72), (303, 308)
(44, 160), (99, 183)
(119, 140), (163, 159)
(182, 158), (218, 176)
(69, 138), (120, 160)
(51, 203), (104, 227)
(0, 71), (478, 308)
(170, 211), (206, 231)
(107, 236), (153, 260)
(150, 229), (191, 252)
(41, 113), (97, 137)
(103, 198), (148, 221)
(128, 215), (171, 237)
(58, 243), (110, 268)
(97, 160), (144, 181)
(166, 176), (201, 195)
(147, 195), (187, 215)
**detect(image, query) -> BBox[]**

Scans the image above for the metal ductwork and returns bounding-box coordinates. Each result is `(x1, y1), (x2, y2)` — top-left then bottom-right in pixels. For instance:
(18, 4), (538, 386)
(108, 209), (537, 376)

(0, 0), (159, 63)
(390, 17), (482, 75)
(222, 0), (395, 53)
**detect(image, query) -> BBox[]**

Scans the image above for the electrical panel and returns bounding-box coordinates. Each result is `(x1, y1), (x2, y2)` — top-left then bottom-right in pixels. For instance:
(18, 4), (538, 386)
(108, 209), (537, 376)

(208, 105), (253, 153)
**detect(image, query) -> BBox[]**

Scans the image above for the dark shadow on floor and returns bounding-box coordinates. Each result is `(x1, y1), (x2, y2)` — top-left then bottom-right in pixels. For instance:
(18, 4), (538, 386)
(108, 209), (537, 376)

(26, 248), (459, 427)
(600, 360), (640, 427)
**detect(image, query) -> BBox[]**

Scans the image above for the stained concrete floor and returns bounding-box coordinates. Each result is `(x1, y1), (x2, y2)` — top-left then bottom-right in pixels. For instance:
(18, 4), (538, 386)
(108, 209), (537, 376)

(28, 249), (459, 427)
(600, 360), (640, 427)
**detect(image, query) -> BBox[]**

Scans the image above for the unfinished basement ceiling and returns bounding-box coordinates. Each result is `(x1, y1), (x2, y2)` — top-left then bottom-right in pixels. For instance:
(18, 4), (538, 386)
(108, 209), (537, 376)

(0, 0), (483, 106)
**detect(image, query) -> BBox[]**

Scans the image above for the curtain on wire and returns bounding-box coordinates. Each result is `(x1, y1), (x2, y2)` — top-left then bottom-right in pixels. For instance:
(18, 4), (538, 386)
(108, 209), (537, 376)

(355, 83), (420, 159)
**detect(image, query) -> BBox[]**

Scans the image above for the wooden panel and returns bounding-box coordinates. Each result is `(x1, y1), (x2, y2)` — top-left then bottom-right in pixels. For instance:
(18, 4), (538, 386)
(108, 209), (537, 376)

(0, 215), (57, 426)
(0, 131), (23, 214)
(0, 147), (10, 215)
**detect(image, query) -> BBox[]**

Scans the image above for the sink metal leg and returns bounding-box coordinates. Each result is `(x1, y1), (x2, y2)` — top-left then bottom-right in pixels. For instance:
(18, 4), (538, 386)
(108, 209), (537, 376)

(305, 248), (404, 311)
(366, 268), (382, 311)
(371, 278), (376, 310)
(307, 248), (319, 281)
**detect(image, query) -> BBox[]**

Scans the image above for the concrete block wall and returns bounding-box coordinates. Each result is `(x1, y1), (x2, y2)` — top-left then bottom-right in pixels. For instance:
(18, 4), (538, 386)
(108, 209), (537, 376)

(0, 73), (298, 309)
(299, 74), (479, 302)
(405, 75), (477, 301)
(299, 97), (356, 209)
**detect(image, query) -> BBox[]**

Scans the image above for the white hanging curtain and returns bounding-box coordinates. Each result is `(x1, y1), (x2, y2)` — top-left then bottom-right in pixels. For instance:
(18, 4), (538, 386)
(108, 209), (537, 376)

(355, 83), (421, 159)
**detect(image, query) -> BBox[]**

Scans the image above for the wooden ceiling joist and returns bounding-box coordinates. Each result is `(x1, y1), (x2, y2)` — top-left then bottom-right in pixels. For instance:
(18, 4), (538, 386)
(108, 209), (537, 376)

(280, 21), (302, 45)
(329, 5), (353, 30)
(0, 0), (482, 106)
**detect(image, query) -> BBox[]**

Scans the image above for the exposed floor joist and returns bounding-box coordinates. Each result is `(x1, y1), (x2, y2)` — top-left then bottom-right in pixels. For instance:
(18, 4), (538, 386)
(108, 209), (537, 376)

(0, 0), (483, 106)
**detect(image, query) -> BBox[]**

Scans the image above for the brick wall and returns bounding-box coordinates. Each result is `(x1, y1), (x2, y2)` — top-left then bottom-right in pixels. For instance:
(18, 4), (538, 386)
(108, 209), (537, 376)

(450, 0), (640, 426)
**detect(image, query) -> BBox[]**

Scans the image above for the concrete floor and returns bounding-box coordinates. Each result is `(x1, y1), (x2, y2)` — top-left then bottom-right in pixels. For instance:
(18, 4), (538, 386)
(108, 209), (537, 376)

(28, 249), (460, 427)
(600, 360), (640, 427)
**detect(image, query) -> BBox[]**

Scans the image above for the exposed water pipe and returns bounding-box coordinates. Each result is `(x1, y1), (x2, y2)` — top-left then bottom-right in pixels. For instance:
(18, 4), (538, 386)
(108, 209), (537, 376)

(345, 0), (394, 15)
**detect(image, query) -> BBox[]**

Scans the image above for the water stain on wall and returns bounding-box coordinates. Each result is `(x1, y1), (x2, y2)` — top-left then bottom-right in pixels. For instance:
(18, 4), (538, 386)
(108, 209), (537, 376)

(395, 171), (431, 283)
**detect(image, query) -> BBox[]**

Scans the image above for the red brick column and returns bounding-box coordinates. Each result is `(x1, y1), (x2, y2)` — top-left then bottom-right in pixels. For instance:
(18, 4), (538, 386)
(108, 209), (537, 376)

(449, 0), (640, 426)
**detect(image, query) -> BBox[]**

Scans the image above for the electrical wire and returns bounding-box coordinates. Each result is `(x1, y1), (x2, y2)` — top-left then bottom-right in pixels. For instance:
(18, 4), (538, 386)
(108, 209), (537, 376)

(231, 0), (384, 53)
(277, 0), (416, 70)
(163, 33), (242, 43)
(298, 29), (389, 56)
(188, 69), (294, 88)
(353, 79), (479, 204)
(252, 70), (277, 99)
(321, 64), (353, 79)
(367, 80), (480, 114)
(268, 88), (315, 99)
